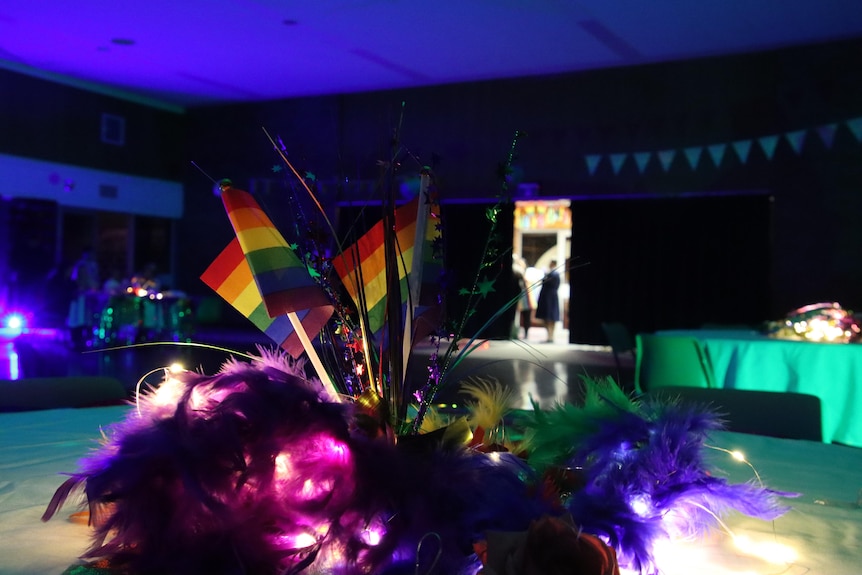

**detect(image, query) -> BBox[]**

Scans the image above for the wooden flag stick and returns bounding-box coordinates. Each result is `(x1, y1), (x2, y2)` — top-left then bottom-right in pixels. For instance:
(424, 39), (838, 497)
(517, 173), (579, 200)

(287, 311), (341, 402)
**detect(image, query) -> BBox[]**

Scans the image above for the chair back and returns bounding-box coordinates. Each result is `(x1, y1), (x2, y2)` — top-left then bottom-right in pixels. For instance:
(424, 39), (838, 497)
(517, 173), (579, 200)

(601, 321), (636, 390)
(645, 386), (823, 441)
(602, 321), (635, 355)
(635, 333), (714, 392)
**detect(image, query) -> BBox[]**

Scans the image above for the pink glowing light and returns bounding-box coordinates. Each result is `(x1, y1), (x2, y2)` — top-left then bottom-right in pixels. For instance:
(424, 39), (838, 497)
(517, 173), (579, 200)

(272, 433), (355, 503)
(360, 522), (385, 546)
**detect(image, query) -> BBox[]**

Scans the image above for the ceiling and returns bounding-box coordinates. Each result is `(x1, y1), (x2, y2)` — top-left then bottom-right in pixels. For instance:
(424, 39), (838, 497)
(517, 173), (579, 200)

(2, 1), (862, 111)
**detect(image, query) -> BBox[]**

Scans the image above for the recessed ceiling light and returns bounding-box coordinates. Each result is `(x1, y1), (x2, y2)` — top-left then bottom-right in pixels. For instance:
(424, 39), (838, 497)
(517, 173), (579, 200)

(111, 38), (136, 46)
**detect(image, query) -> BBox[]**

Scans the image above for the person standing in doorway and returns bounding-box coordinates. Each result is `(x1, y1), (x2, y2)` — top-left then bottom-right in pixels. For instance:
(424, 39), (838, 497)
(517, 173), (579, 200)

(535, 259), (561, 343)
(512, 254), (533, 339)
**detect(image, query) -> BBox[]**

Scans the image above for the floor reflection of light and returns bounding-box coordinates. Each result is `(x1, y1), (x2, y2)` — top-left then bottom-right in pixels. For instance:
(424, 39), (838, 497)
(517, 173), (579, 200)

(4, 342), (20, 380)
(552, 361), (568, 401)
(512, 358), (538, 409)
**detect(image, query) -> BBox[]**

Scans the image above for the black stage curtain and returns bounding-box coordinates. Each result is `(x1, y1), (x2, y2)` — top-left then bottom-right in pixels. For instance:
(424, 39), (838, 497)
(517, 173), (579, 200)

(440, 202), (516, 340)
(568, 193), (773, 344)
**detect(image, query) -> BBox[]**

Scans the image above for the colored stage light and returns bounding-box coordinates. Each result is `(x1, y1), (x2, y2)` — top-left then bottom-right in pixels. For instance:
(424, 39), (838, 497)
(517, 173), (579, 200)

(3, 313), (26, 330)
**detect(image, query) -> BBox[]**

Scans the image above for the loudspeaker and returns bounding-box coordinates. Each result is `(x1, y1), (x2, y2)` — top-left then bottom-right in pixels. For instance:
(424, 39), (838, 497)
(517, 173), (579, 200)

(3, 198), (59, 315)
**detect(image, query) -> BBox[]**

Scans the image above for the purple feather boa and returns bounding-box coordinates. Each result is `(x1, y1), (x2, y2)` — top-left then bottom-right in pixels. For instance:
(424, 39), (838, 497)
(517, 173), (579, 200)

(560, 396), (795, 574)
(42, 354), (794, 575)
(43, 352), (553, 575)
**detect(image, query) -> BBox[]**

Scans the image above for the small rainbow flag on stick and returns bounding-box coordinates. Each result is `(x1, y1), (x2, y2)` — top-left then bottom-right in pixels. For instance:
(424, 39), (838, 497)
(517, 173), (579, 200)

(202, 183), (337, 398)
(332, 195), (423, 337)
(201, 238), (330, 359)
(220, 185), (332, 319)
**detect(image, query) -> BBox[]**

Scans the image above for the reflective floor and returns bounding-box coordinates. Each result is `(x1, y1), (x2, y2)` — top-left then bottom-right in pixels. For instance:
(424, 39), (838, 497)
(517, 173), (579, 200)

(1, 324), (634, 410)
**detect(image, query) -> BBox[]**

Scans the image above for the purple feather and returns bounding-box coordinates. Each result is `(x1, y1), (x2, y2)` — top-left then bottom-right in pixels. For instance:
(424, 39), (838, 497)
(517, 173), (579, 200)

(561, 396), (795, 574)
(43, 355), (794, 575)
(44, 351), (552, 575)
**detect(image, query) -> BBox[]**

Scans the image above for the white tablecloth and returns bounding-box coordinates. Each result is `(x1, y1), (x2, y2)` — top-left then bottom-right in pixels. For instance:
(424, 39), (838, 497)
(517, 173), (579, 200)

(1, 406), (861, 574)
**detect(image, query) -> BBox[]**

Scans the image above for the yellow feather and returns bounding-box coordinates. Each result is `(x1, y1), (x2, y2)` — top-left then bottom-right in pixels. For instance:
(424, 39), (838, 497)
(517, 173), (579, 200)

(418, 405), (451, 433)
(460, 377), (513, 431)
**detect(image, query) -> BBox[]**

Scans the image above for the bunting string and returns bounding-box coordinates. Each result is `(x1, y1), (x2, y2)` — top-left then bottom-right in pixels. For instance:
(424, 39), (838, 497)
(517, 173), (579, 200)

(583, 115), (862, 176)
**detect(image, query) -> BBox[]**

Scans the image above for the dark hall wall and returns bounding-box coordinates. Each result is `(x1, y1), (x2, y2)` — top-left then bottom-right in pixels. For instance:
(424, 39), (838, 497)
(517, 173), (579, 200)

(181, 38), (862, 340)
(0, 69), (186, 181)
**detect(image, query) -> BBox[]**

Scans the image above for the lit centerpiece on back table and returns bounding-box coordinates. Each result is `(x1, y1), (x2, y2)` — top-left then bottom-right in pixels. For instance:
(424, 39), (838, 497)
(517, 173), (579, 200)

(765, 302), (861, 342)
(43, 130), (796, 575)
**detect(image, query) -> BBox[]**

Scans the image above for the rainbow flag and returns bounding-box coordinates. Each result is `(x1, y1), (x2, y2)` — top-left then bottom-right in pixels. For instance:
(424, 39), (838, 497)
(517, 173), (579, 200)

(201, 238), (333, 358)
(201, 185), (333, 358)
(332, 194), (440, 336)
(220, 186), (332, 318)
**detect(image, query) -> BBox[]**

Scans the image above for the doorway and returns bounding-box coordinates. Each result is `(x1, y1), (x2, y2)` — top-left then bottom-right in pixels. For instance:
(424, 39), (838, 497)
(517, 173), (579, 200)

(513, 200), (572, 341)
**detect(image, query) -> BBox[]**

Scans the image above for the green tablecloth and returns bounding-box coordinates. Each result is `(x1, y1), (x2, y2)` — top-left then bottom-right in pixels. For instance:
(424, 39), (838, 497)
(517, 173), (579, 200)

(658, 329), (862, 447)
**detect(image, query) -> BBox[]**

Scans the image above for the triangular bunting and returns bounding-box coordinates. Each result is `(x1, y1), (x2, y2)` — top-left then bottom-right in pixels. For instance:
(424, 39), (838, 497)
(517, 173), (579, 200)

(815, 123), (838, 149)
(578, 116), (862, 177)
(758, 135), (779, 160)
(683, 146), (703, 170)
(706, 144), (726, 168)
(585, 154), (603, 176)
(633, 152), (652, 174)
(609, 153), (628, 175)
(785, 130), (807, 155)
(657, 150), (676, 172)
(846, 117), (862, 142)
(731, 140), (752, 164)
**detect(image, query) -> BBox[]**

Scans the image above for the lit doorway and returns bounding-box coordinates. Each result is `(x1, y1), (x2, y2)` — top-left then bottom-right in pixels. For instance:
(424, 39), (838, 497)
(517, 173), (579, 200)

(513, 200), (571, 341)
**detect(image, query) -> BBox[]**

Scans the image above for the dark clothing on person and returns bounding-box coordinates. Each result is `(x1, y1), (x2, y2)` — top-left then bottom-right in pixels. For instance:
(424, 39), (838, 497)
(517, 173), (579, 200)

(535, 269), (560, 322)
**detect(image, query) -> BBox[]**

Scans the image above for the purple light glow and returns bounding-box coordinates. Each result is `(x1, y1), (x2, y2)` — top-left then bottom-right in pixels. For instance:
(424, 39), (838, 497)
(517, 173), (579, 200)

(360, 525), (384, 546)
(269, 431), (356, 517)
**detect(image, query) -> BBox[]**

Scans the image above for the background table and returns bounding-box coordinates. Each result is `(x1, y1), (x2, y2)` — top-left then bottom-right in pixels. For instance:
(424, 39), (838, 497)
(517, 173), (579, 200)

(658, 329), (862, 448)
(1, 405), (861, 574)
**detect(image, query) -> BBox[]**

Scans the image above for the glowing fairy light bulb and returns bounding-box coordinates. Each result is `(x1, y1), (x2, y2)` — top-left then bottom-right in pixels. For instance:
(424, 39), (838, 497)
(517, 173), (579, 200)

(299, 477), (335, 500)
(628, 493), (652, 517)
(300, 478), (318, 498)
(156, 378), (184, 400)
(320, 436), (348, 458)
(142, 371), (185, 413)
(168, 362), (185, 374)
(275, 452), (293, 480)
(360, 526), (383, 546)
(706, 445), (763, 486)
(279, 531), (317, 549)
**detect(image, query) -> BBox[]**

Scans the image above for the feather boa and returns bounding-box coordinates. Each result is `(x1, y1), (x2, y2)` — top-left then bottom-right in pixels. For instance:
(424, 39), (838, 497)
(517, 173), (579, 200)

(43, 351), (553, 575)
(520, 377), (795, 574)
(43, 358), (794, 575)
